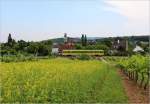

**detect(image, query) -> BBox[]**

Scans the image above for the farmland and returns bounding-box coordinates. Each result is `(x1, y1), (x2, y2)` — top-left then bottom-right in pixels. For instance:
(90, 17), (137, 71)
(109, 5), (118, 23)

(0, 58), (127, 103)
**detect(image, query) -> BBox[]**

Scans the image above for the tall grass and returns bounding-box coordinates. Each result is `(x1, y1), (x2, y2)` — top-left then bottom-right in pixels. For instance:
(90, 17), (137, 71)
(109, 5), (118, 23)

(0, 58), (127, 103)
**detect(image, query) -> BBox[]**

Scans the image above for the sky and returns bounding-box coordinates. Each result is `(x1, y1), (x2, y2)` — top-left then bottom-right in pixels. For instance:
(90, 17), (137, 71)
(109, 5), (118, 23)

(0, 0), (149, 42)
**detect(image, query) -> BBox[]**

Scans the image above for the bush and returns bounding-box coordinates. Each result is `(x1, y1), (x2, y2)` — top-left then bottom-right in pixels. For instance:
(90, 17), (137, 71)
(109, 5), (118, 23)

(1, 56), (14, 62)
(1, 54), (38, 62)
(78, 54), (91, 60)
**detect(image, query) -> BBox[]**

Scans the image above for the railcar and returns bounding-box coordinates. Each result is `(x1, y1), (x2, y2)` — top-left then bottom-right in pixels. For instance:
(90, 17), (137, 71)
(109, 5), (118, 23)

(62, 50), (104, 56)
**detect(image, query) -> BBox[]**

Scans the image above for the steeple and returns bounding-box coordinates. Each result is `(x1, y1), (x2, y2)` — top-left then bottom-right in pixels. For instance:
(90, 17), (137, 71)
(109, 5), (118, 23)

(64, 33), (68, 43)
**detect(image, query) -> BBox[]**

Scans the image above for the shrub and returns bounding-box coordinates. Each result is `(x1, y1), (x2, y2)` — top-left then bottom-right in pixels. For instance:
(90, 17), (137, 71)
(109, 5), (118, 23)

(1, 54), (38, 62)
(78, 54), (91, 60)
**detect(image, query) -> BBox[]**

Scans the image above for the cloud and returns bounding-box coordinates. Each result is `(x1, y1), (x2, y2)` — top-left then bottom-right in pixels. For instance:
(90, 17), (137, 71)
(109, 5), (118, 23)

(103, 0), (150, 35)
(104, 0), (149, 20)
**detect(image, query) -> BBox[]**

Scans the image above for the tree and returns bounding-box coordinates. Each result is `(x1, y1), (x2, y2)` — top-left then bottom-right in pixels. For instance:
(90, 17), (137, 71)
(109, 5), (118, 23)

(81, 34), (84, 46)
(7, 33), (13, 47)
(42, 40), (52, 55)
(1, 34), (53, 56)
(37, 43), (49, 56)
(27, 42), (39, 55)
(100, 39), (112, 48)
(18, 40), (27, 51)
(81, 34), (87, 46)
(75, 44), (83, 49)
(43, 40), (52, 45)
(84, 35), (87, 46)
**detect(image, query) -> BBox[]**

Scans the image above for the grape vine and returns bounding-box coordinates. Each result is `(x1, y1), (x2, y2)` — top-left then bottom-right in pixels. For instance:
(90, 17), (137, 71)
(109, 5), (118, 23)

(118, 54), (149, 89)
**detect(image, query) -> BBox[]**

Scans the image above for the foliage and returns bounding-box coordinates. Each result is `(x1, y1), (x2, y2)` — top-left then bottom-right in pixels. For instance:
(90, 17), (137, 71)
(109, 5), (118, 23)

(75, 44), (108, 55)
(84, 35), (87, 46)
(75, 44), (83, 49)
(81, 34), (87, 46)
(118, 55), (149, 73)
(7, 33), (13, 47)
(0, 55), (38, 62)
(0, 34), (52, 57)
(78, 54), (91, 60)
(81, 34), (84, 46)
(117, 54), (149, 89)
(96, 38), (112, 48)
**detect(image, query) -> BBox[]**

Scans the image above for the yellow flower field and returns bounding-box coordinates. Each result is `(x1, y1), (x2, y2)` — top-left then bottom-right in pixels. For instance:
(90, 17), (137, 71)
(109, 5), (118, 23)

(0, 58), (127, 103)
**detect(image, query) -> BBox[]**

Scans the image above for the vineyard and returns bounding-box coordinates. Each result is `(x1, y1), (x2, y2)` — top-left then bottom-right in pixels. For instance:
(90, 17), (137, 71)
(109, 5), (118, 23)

(117, 55), (149, 89)
(0, 58), (127, 103)
(103, 55), (149, 90)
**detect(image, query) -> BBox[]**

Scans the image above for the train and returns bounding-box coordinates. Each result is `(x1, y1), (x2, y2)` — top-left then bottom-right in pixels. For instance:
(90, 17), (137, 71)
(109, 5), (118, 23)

(61, 50), (104, 56)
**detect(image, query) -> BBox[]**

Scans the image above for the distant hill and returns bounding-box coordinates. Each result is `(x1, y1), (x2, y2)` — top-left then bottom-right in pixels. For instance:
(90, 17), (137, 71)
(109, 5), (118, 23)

(51, 38), (64, 44)
(128, 35), (149, 42)
(42, 35), (149, 44)
(95, 35), (149, 42)
(51, 37), (81, 44)
(50, 37), (103, 43)
(87, 37), (103, 40)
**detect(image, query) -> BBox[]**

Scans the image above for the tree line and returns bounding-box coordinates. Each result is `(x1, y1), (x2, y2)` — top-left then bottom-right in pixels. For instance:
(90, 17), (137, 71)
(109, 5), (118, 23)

(1, 34), (149, 57)
(0, 34), (52, 56)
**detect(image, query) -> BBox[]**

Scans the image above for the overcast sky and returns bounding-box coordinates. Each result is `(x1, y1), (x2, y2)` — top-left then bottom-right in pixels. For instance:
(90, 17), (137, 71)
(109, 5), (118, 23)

(0, 0), (149, 42)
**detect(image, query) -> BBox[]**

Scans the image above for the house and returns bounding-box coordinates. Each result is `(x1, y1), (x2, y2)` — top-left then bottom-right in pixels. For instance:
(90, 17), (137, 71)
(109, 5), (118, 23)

(51, 43), (59, 54)
(87, 40), (96, 45)
(59, 43), (75, 53)
(59, 33), (75, 53)
(133, 45), (144, 52)
(112, 37), (128, 51)
(52, 33), (77, 54)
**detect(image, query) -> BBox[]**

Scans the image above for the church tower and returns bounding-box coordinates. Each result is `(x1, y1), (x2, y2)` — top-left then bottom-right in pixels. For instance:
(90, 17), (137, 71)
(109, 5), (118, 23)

(64, 33), (68, 43)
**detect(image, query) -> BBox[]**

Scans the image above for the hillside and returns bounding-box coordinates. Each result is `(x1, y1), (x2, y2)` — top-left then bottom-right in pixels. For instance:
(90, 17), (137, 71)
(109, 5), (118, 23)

(49, 35), (149, 44)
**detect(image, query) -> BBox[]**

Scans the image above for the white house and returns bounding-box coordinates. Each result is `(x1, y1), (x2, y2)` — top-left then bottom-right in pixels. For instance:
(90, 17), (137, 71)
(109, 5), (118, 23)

(133, 45), (144, 52)
(52, 48), (59, 54)
(51, 43), (59, 54)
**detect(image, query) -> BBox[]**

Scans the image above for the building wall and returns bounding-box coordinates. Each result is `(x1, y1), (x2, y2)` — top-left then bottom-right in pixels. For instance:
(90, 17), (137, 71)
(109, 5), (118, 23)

(52, 48), (59, 54)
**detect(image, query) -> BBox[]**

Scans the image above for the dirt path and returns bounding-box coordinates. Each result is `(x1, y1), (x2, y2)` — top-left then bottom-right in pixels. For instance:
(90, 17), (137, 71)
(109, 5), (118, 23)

(118, 70), (149, 104)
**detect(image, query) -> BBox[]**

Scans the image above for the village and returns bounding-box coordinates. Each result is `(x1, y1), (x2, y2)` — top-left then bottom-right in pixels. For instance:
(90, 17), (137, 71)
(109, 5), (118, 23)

(51, 33), (147, 56)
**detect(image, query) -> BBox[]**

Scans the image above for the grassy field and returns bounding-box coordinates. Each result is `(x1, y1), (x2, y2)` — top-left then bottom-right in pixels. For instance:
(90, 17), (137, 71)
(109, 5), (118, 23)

(0, 58), (128, 103)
